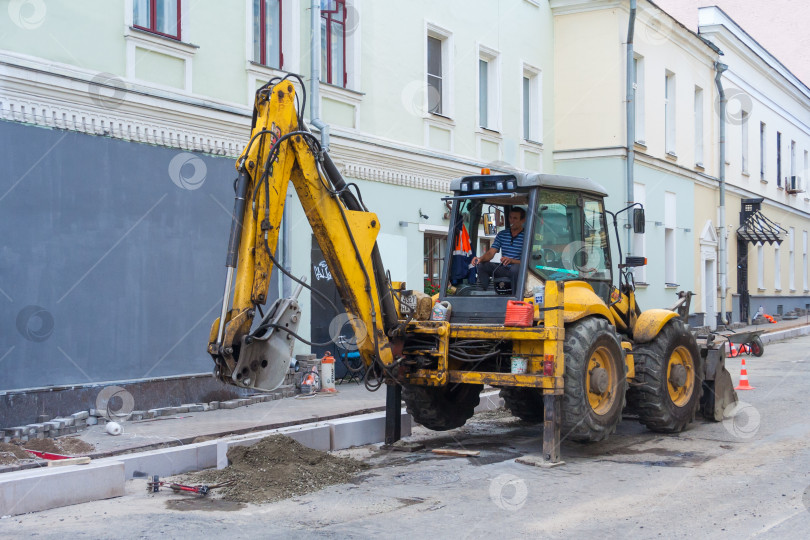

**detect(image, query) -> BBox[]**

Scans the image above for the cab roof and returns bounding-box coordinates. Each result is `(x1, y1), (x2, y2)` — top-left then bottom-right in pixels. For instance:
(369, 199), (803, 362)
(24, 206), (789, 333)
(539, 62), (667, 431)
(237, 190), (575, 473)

(450, 172), (608, 198)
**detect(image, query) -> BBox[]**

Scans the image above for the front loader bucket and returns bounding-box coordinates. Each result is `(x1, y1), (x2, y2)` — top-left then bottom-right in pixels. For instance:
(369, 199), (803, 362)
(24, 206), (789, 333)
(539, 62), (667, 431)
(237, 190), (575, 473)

(699, 338), (739, 421)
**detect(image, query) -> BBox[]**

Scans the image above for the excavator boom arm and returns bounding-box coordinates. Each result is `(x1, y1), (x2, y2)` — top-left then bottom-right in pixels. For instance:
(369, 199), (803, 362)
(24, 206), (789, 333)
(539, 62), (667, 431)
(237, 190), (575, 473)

(208, 80), (394, 391)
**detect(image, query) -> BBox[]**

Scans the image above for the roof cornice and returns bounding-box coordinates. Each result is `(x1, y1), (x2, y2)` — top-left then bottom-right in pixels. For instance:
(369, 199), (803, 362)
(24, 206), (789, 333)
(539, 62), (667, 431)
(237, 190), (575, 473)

(697, 6), (810, 101)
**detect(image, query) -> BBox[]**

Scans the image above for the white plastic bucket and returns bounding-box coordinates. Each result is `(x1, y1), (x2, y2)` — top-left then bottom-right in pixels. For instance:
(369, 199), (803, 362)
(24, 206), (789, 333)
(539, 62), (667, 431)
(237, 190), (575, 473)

(510, 356), (528, 374)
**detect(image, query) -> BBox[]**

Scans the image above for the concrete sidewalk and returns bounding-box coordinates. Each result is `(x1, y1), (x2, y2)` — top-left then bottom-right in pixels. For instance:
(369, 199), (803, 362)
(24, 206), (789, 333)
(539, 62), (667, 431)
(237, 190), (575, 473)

(78, 382), (387, 458)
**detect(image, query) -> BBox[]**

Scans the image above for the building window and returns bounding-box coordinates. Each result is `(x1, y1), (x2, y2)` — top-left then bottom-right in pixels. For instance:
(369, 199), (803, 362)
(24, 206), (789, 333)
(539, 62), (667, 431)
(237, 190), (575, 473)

(805, 150), (809, 187)
(790, 140), (797, 189)
(633, 183), (646, 283)
(775, 244), (781, 289)
(741, 109), (749, 174)
(424, 233), (447, 293)
(664, 191), (676, 284)
(478, 48), (499, 131)
(760, 122), (766, 180)
(479, 59), (489, 128)
(802, 231), (807, 291)
(133, 0), (181, 40)
(427, 36), (443, 114)
(757, 243), (764, 289)
(321, 0), (346, 87)
(426, 27), (452, 117)
(665, 71), (676, 155)
(253, 0), (282, 69)
(522, 66), (541, 142)
(789, 227), (795, 290)
(633, 54), (645, 143)
(776, 131), (782, 187)
(694, 86), (703, 166)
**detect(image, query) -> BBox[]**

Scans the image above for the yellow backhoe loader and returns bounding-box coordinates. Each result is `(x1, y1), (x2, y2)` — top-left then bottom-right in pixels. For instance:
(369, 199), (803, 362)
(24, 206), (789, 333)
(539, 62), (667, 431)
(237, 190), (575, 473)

(207, 78), (737, 463)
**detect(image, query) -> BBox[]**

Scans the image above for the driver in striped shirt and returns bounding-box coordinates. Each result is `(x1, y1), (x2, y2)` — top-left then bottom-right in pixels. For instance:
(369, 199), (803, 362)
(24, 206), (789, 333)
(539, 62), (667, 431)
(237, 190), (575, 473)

(471, 207), (526, 293)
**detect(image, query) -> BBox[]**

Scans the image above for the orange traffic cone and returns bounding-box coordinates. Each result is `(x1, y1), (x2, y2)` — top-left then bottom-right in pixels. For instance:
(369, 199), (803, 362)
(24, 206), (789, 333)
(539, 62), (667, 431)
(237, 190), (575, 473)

(727, 342), (737, 357)
(735, 358), (756, 390)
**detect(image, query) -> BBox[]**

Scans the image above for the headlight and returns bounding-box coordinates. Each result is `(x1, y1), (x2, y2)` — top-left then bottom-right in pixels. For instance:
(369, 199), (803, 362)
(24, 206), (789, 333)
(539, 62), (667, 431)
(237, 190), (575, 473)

(506, 180), (515, 189)
(496, 181), (504, 190)
(461, 182), (469, 192)
(472, 181), (481, 190)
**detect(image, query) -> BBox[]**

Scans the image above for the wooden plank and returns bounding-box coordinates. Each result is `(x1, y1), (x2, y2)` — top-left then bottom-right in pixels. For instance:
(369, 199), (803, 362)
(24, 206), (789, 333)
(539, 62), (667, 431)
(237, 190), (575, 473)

(431, 448), (480, 457)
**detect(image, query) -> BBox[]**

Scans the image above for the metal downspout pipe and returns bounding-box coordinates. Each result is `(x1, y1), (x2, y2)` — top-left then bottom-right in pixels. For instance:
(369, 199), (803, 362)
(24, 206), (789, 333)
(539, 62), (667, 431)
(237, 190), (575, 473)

(626, 0), (637, 254)
(715, 62), (729, 324)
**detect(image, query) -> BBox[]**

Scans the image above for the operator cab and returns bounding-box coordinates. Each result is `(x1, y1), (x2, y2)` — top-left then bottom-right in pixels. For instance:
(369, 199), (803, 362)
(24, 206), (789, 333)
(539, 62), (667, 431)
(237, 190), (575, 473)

(440, 171), (613, 324)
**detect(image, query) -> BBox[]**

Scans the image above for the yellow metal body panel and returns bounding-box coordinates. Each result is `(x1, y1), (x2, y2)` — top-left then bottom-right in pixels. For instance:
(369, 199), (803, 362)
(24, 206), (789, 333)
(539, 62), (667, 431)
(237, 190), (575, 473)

(633, 309), (678, 344)
(622, 342), (635, 379)
(560, 281), (614, 325)
(404, 282), (566, 391)
(609, 289), (639, 333)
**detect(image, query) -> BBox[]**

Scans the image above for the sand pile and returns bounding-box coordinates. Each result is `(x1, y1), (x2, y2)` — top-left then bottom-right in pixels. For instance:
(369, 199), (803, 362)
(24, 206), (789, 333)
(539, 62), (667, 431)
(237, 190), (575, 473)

(0, 442), (33, 465)
(190, 434), (368, 504)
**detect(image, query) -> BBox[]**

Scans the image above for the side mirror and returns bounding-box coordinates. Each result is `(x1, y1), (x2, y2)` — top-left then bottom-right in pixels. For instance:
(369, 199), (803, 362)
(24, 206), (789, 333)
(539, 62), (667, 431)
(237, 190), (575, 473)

(483, 213), (497, 235)
(632, 208), (646, 234)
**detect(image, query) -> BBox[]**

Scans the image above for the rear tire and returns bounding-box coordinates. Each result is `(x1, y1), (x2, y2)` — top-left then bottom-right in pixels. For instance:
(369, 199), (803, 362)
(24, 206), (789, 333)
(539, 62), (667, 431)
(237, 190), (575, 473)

(628, 319), (703, 433)
(500, 388), (544, 423)
(751, 337), (764, 357)
(562, 317), (626, 442)
(402, 383), (482, 431)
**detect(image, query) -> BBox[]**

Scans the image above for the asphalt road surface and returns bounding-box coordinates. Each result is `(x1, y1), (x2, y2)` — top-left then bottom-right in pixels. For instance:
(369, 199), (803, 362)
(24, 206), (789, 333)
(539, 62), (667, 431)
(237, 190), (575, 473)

(3, 335), (810, 539)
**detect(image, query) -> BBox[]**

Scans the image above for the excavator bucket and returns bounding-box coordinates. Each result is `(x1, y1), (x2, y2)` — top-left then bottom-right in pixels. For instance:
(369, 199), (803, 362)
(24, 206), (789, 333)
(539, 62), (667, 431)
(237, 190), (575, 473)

(698, 335), (738, 421)
(229, 284), (304, 391)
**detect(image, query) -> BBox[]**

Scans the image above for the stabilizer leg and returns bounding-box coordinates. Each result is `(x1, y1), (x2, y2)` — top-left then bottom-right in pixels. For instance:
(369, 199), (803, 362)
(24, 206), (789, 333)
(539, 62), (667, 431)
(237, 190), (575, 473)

(385, 383), (402, 445)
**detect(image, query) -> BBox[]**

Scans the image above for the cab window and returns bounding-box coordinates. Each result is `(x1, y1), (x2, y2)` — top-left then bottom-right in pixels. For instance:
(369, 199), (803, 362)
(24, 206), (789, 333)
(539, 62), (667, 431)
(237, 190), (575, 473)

(529, 191), (610, 282)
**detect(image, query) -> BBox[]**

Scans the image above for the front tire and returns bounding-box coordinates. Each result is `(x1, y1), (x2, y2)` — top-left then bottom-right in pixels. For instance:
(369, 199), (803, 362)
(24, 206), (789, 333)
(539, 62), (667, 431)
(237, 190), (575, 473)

(402, 383), (482, 431)
(562, 317), (626, 442)
(628, 319), (703, 433)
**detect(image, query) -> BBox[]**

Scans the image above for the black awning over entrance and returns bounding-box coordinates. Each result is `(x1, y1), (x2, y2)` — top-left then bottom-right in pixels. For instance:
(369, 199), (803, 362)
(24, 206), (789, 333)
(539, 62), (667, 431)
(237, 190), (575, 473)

(736, 210), (787, 245)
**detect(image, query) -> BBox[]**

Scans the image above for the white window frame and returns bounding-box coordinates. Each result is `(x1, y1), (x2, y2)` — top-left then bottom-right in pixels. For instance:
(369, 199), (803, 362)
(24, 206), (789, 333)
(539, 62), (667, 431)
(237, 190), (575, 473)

(477, 45), (500, 132)
(665, 71), (676, 156)
(802, 231), (808, 291)
(633, 54), (645, 144)
(790, 140), (797, 189)
(245, 0), (301, 104)
(425, 23), (454, 119)
(760, 122), (767, 180)
(694, 86), (703, 167)
(633, 183), (646, 283)
(741, 109), (749, 174)
(521, 63), (542, 144)
(789, 227), (795, 290)
(775, 244), (782, 290)
(246, 0), (300, 73)
(757, 243), (764, 289)
(664, 191), (676, 284)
